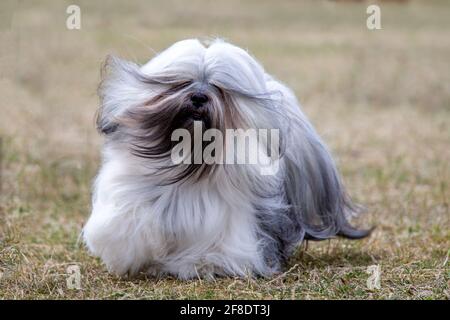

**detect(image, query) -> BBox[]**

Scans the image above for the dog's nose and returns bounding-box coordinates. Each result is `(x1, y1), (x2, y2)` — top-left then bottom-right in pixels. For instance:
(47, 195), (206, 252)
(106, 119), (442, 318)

(191, 93), (209, 108)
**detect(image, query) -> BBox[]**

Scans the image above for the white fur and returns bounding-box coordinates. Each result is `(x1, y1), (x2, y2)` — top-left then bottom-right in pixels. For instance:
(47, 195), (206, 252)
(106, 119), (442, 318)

(83, 39), (368, 279)
(84, 144), (271, 278)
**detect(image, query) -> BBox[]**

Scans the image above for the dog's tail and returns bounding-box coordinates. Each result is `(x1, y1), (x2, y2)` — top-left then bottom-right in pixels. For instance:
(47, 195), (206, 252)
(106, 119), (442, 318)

(283, 113), (372, 242)
(304, 225), (373, 241)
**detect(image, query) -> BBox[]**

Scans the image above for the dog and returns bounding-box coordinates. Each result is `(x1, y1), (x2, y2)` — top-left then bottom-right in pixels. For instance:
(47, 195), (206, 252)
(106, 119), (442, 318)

(83, 39), (370, 279)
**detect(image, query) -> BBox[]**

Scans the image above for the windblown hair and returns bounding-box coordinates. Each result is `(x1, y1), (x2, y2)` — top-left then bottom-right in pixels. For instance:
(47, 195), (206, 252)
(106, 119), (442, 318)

(83, 39), (371, 279)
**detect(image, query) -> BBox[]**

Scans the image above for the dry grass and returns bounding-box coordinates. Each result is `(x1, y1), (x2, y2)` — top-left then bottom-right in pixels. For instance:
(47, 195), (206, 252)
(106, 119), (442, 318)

(0, 0), (449, 299)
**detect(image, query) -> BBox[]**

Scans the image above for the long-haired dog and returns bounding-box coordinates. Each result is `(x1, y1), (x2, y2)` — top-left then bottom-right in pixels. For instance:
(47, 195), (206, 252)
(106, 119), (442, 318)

(83, 39), (370, 279)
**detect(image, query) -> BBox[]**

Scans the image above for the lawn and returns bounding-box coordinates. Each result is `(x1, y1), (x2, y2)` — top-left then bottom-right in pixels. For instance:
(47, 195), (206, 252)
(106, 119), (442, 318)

(0, 0), (448, 299)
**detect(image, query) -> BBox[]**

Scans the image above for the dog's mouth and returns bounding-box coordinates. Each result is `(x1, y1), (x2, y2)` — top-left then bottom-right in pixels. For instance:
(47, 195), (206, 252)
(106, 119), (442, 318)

(191, 113), (203, 121)
(174, 106), (212, 129)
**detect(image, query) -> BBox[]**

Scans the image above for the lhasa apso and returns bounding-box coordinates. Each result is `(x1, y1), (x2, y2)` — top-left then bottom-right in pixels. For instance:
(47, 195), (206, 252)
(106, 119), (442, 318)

(83, 39), (370, 279)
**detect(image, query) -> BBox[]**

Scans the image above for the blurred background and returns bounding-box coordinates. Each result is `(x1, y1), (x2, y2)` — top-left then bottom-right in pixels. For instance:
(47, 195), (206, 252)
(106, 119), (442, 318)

(0, 0), (448, 299)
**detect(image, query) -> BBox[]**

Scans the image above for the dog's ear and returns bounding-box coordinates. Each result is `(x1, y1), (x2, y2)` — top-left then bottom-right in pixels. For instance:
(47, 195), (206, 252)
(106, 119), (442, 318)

(96, 55), (149, 134)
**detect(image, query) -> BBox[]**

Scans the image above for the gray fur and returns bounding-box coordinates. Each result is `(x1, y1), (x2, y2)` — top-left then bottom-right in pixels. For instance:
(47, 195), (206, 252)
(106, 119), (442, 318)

(84, 39), (370, 279)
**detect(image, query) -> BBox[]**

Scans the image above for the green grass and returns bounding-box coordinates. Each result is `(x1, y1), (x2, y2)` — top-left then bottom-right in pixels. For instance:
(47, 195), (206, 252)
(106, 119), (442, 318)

(0, 0), (449, 299)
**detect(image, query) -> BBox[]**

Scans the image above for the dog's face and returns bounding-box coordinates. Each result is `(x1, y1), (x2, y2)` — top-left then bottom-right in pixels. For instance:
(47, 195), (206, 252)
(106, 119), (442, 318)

(96, 39), (284, 181)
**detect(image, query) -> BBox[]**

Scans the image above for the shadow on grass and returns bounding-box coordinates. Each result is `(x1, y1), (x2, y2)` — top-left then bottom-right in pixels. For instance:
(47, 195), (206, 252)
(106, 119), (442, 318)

(290, 243), (379, 270)
(125, 248), (380, 284)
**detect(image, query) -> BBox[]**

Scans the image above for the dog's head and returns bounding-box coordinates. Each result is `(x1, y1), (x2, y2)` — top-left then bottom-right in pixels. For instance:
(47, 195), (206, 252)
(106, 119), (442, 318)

(96, 39), (284, 182)
(94, 38), (371, 241)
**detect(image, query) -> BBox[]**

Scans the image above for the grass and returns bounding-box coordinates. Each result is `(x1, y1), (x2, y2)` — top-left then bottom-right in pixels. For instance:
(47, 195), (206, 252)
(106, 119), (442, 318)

(0, 0), (449, 299)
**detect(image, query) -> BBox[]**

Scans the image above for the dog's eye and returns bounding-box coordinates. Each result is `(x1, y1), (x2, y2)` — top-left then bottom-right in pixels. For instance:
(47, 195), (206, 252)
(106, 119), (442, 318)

(161, 80), (193, 95)
(174, 80), (193, 90)
(151, 81), (193, 102)
(211, 84), (226, 99)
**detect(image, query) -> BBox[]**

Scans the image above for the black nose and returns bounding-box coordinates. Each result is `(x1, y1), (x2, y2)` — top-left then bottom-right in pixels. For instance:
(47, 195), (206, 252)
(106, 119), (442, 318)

(191, 93), (208, 107)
